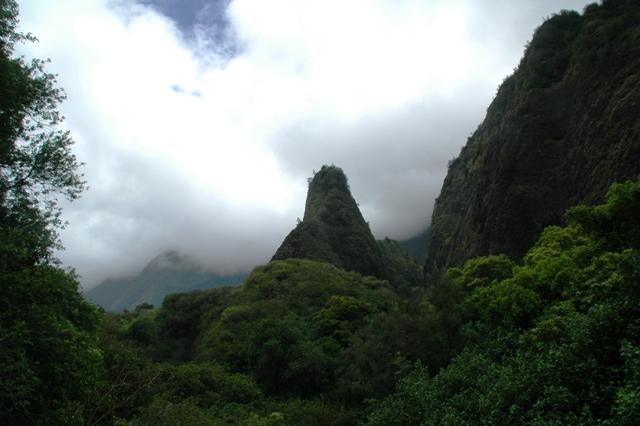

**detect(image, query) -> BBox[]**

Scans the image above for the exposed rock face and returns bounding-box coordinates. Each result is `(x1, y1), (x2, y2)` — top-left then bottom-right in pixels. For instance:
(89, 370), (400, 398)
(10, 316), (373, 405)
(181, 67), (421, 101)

(426, 1), (640, 280)
(273, 165), (386, 278)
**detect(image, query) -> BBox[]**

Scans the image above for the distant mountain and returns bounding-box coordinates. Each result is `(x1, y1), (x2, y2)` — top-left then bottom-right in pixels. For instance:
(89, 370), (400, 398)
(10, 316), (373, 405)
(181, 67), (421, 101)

(273, 165), (386, 278)
(426, 1), (640, 280)
(85, 251), (247, 311)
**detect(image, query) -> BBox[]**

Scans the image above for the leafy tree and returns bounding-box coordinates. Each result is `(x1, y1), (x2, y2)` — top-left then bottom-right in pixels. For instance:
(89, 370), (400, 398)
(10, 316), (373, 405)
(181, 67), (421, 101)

(89, 313), (160, 423)
(195, 260), (398, 397)
(152, 286), (237, 362)
(0, 266), (103, 424)
(130, 397), (213, 426)
(0, 0), (84, 264)
(155, 362), (262, 407)
(0, 1), (99, 423)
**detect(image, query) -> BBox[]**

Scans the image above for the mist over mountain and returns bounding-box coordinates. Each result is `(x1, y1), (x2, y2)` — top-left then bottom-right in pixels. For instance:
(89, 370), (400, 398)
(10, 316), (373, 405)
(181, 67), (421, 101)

(86, 250), (247, 311)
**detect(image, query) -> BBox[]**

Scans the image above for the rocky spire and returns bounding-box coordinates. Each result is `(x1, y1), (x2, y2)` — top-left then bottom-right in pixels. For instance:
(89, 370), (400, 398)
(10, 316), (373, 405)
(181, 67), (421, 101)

(273, 165), (386, 278)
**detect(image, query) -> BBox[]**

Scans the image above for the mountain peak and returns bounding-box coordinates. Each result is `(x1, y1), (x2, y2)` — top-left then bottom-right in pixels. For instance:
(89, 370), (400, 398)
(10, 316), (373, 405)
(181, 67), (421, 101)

(272, 165), (385, 278)
(307, 165), (349, 193)
(304, 165), (351, 221)
(141, 250), (197, 274)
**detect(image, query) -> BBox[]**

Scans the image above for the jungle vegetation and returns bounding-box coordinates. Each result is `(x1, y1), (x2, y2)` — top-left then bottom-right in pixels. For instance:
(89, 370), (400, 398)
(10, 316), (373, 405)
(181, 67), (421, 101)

(1, 0), (639, 424)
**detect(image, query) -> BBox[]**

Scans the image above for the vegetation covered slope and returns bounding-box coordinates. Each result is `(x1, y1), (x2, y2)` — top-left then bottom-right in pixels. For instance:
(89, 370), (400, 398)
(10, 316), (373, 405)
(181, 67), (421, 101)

(102, 179), (640, 425)
(4, 0), (640, 424)
(377, 237), (423, 293)
(368, 179), (640, 425)
(86, 251), (246, 311)
(273, 165), (387, 278)
(101, 259), (406, 424)
(426, 0), (640, 280)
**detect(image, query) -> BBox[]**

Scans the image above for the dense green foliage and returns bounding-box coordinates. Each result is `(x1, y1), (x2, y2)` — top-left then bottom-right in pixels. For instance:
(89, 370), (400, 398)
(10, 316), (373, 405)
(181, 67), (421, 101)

(367, 179), (640, 425)
(197, 260), (397, 394)
(0, 0), (85, 263)
(102, 259), (404, 423)
(0, 1), (102, 423)
(3, 1), (640, 424)
(98, 180), (640, 425)
(0, 265), (103, 424)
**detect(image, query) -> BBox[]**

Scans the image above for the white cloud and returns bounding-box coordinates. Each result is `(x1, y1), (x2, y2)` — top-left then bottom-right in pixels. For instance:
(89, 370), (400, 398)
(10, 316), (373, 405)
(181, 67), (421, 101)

(17, 0), (593, 287)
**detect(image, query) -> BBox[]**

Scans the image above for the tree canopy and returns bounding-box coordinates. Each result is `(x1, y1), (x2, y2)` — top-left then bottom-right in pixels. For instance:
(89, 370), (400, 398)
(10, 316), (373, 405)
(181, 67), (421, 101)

(367, 179), (640, 425)
(0, 0), (84, 265)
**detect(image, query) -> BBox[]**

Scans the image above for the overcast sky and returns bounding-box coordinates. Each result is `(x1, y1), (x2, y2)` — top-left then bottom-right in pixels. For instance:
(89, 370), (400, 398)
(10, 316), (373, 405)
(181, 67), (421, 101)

(18, 0), (592, 288)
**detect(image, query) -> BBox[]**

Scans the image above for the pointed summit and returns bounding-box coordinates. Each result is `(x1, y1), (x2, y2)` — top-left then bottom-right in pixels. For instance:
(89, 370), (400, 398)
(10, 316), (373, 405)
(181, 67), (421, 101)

(273, 165), (385, 278)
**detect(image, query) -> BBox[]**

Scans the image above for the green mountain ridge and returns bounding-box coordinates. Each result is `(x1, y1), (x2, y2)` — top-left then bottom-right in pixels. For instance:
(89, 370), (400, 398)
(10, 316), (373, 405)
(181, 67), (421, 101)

(425, 0), (640, 280)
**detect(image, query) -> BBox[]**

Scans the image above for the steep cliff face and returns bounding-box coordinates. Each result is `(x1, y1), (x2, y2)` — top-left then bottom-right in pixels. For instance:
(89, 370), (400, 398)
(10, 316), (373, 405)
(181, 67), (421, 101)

(426, 0), (640, 280)
(273, 165), (386, 278)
